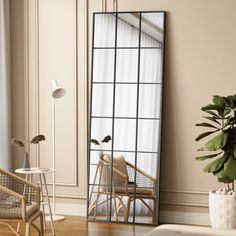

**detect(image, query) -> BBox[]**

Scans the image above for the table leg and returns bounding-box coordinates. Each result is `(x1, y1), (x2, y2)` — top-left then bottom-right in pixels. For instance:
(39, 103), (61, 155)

(39, 174), (46, 231)
(42, 173), (56, 236)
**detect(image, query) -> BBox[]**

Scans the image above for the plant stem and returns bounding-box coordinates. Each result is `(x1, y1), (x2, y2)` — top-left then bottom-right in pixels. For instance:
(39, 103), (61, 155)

(227, 182), (230, 191)
(232, 181), (235, 191)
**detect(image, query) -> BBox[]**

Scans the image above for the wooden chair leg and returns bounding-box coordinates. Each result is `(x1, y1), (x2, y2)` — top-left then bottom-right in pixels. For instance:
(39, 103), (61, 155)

(17, 222), (21, 233)
(124, 197), (131, 222)
(152, 198), (157, 224)
(25, 222), (30, 236)
(27, 211), (44, 236)
(93, 164), (104, 220)
(113, 195), (118, 221)
(40, 211), (44, 236)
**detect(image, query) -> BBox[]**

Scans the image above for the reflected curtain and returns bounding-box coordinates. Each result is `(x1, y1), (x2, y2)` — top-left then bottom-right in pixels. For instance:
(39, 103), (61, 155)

(92, 15), (161, 215)
(0, 0), (11, 170)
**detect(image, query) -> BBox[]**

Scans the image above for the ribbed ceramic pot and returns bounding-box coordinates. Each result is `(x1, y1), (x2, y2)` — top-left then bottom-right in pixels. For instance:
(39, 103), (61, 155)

(22, 152), (30, 169)
(209, 190), (236, 229)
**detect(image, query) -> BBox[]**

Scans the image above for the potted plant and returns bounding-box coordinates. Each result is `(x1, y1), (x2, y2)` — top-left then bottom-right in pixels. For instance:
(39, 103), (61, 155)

(195, 95), (236, 229)
(91, 135), (111, 146)
(11, 135), (46, 169)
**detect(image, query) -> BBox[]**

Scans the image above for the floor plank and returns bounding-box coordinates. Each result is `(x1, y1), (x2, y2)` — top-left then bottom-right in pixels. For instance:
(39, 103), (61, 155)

(0, 216), (155, 235)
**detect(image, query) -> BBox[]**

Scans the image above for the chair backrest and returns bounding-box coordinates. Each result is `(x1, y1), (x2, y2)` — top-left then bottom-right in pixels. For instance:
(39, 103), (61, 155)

(99, 154), (128, 192)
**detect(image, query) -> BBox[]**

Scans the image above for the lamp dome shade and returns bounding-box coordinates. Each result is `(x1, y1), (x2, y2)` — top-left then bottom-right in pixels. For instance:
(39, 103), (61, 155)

(51, 79), (66, 99)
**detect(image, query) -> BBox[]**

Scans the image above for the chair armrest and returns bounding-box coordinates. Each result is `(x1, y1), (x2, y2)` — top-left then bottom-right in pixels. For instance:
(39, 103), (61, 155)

(0, 185), (24, 201)
(0, 168), (41, 205)
(0, 168), (39, 190)
(0, 185), (26, 220)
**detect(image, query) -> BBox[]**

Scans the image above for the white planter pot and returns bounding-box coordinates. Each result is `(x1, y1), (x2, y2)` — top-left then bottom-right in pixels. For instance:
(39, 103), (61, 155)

(209, 190), (236, 229)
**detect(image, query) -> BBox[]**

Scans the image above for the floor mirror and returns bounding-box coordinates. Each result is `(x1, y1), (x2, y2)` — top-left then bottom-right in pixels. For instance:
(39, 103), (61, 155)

(87, 11), (165, 225)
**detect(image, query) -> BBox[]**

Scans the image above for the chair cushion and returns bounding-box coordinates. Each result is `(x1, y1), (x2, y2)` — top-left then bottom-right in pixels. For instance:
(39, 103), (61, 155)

(114, 186), (154, 196)
(102, 155), (128, 188)
(25, 202), (40, 219)
(127, 187), (154, 196)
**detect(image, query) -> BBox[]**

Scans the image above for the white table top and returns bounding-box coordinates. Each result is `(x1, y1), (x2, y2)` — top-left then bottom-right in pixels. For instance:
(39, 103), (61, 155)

(15, 167), (55, 174)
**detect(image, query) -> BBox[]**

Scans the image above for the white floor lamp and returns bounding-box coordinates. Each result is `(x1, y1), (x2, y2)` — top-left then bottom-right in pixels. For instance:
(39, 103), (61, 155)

(46, 79), (66, 222)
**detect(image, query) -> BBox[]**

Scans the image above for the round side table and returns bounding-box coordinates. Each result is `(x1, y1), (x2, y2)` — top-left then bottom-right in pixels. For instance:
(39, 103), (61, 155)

(15, 167), (56, 236)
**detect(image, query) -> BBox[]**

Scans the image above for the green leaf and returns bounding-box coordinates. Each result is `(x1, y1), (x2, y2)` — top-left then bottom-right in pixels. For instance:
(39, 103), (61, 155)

(205, 132), (228, 151)
(202, 104), (224, 117)
(214, 167), (227, 178)
(195, 131), (218, 141)
(224, 117), (235, 127)
(203, 154), (228, 173)
(224, 156), (236, 180)
(202, 104), (222, 111)
(197, 147), (205, 151)
(203, 116), (221, 125)
(203, 110), (221, 118)
(213, 96), (227, 107)
(226, 96), (236, 109)
(234, 148), (236, 158)
(224, 116), (231, 120)
(195, 152), (222, 161)
(223, 108), (231, 117)
(217, 177), (233, 183)
(196, 122), (218, 129)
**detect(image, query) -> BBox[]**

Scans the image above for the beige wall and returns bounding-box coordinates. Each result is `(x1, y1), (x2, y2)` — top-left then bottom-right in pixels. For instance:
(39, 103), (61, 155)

(88, 0), (236, 214)
(11, 0), (236, 219)
(11, 0), (88, 211)
(10, 0), (26, 170)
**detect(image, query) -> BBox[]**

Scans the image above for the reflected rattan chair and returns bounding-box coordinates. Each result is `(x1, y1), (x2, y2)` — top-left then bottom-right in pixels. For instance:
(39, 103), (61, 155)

(123, 160), (157, 223)
(0, 168), (44, 236)
(88, 154), (157, 223)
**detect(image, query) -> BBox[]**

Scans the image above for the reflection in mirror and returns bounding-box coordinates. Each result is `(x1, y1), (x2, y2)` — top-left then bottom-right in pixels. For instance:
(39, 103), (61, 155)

(115, 84), (137, 117)
(94, 14), (116, 47)
(117, 13), (140, 47)
(141, 13), (164, 47)
(140, 49), (162, 83)
(116, 49), (138, 83)
(92, 84), (113, 117)
(88, 12), (165, 225)
(93, 49), (114, 82)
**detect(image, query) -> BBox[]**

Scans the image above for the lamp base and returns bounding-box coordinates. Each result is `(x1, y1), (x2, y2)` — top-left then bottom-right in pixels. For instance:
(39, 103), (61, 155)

(45, 215), (65, 222)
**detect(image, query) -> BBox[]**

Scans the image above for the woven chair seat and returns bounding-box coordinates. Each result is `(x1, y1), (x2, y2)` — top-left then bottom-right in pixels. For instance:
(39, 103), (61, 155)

(0, 168), (44, 235)
(116, 187), (155, 196)
(0, 202), (39, 219)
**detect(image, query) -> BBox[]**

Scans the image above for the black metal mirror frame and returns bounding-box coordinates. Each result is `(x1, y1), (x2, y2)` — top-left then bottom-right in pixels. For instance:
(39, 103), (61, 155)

(87, 11), (166, 225)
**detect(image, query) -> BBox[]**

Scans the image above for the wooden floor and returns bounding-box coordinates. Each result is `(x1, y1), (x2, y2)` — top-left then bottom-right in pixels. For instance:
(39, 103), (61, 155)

(0, 216), (155, 236)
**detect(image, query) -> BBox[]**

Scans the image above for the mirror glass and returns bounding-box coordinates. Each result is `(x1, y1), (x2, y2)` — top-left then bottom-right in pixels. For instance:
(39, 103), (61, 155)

(88, 11), (165, 225)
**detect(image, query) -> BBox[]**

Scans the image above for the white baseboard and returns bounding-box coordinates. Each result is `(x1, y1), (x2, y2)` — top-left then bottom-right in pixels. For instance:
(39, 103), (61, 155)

(45, 203), (210, 226)
(45, 203), (87, 216)
(160, 211), (210, 226)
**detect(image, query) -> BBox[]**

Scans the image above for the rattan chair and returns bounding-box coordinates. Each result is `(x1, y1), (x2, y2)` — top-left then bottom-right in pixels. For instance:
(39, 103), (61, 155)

(124, 161), (157, 223)
(88, 154), (157, 223)
(0, 168), (44, 236)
